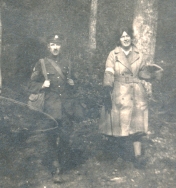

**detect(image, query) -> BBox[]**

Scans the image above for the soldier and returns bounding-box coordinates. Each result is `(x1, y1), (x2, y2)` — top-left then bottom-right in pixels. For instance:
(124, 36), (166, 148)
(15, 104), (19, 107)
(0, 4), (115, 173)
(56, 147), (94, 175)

(28, 34), (74, 182)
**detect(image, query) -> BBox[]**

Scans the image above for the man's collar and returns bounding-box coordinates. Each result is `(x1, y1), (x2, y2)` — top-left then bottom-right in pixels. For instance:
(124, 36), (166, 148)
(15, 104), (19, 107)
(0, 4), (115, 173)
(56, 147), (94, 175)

(47, 53), (60, 61)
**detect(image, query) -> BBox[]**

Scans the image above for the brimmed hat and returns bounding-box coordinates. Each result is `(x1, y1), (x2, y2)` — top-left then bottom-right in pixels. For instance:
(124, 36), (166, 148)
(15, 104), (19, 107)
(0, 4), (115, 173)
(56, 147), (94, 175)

(140, 64), (163, 81)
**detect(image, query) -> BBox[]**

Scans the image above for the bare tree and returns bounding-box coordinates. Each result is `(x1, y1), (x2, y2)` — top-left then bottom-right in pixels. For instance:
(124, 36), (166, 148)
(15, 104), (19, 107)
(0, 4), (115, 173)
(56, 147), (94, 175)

(89, 0), (98, 52)
(0, 3), (2, 93)
(133, 0), (159, 96)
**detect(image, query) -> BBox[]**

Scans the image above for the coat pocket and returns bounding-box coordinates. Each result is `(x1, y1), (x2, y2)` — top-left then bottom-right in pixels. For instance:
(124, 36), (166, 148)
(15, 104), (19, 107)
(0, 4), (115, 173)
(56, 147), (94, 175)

(136, 83), (148, 101)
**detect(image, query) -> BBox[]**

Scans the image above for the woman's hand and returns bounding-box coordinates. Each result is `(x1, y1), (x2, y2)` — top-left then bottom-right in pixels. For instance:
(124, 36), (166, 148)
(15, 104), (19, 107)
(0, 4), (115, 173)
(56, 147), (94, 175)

(104, 86), (112, 112)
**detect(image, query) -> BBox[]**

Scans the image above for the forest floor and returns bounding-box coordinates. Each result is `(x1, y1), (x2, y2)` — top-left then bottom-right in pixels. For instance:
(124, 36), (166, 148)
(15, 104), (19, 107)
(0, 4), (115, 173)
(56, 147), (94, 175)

(47, 108), (176, 188)
(1, 87), (176, 188)
(1, 52), (176, 188)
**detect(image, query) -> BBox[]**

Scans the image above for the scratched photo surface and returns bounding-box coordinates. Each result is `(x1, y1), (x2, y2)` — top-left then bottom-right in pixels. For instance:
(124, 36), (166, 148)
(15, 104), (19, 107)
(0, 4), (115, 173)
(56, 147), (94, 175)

(0, 0), (176, 188)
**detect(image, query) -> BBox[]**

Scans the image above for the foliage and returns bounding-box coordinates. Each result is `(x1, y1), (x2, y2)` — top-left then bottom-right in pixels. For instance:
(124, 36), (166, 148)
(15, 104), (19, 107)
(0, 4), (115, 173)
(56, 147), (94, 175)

(1, 0), (175, 119)
(1, 0), (134, 119)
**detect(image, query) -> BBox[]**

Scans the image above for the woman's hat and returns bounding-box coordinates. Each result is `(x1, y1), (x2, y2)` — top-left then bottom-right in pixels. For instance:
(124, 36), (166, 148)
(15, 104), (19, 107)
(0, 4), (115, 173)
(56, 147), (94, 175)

(139, 64), (163, 81)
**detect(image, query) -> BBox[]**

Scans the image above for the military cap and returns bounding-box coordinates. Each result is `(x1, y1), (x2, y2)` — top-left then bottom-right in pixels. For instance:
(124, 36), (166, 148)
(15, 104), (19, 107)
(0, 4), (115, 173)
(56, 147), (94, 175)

(47, 34), (62, 44)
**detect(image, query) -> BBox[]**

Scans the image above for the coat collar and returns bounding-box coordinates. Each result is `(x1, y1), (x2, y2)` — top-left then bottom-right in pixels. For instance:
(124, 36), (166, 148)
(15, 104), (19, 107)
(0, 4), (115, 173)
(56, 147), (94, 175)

(114, 45), (140, 54)
(130, 46), (140, 64)
(114, 46), (140, 72)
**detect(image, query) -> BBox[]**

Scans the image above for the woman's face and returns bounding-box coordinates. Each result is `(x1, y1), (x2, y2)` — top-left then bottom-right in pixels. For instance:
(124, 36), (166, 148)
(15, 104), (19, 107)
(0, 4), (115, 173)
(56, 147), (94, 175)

(119, 31), (132, 49)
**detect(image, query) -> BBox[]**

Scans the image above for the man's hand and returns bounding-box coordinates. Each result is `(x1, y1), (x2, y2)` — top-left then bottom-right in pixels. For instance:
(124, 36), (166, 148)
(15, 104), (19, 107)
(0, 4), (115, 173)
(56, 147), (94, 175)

(67, 79), (74, 86)
(42, 80), (50, 88)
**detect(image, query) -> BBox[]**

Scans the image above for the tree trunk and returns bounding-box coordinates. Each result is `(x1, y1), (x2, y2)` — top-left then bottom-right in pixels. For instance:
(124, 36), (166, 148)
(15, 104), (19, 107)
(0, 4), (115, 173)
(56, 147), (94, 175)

(89, 0), (98, 52)
(133, 0), (159, 96)
(0, 4), (2, 94)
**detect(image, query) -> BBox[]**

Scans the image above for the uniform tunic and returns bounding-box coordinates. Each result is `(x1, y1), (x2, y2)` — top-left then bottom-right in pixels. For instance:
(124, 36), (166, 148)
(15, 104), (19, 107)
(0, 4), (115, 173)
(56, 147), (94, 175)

(99, 46), (151, 137)
(29, 56), (71, 120)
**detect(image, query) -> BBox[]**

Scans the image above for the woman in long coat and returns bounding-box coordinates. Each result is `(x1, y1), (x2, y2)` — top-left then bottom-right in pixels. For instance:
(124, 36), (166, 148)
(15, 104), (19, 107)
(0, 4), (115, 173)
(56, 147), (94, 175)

(99, 26), (163, 168)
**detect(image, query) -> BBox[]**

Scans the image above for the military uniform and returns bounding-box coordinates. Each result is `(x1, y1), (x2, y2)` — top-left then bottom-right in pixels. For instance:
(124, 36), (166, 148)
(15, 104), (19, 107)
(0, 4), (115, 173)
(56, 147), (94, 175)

(28, 34), (74, 180)
(29, 55), (72, 120)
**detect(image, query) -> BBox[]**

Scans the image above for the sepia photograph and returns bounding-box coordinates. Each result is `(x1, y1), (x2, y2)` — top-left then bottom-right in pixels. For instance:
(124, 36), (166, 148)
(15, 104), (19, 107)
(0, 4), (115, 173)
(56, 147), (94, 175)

(0, 0), (175, 187)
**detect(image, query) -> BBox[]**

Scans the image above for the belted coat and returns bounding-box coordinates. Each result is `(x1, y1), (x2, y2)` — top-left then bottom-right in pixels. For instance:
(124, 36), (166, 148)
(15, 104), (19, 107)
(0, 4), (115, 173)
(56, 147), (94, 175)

(99, 46), (151, 137)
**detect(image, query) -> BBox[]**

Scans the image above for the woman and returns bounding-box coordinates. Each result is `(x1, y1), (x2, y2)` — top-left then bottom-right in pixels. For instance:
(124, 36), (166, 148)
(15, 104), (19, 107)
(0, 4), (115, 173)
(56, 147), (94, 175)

(99, 26), (163, 168)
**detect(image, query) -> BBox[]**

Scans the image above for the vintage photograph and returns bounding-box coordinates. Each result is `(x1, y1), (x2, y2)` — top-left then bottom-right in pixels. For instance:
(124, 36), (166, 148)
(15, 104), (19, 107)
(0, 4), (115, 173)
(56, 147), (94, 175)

(0, 0), (175, 187)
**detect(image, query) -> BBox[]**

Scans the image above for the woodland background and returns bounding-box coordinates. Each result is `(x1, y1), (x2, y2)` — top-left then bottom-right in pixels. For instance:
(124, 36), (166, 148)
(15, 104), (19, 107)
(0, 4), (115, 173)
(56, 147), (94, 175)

(1, 0), (175, 116)
(0, 0), (175, 118)
(1, 0), (176, 187)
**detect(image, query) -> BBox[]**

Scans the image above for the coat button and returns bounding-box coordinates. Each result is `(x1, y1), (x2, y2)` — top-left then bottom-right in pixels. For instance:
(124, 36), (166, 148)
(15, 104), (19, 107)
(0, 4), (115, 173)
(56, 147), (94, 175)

(60, 94), (62, 96)
(122, 98), (124, 100)
(131, 74), (133, 76)
(58, 85), (60, 87)
(57, 76), (60, 78)
(131, 98), (133, 100)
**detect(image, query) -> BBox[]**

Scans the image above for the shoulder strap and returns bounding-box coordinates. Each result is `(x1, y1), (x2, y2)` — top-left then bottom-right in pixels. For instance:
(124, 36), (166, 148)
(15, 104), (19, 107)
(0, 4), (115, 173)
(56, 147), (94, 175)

(47, 59), (66, 80)
(40, 59), (48, 80)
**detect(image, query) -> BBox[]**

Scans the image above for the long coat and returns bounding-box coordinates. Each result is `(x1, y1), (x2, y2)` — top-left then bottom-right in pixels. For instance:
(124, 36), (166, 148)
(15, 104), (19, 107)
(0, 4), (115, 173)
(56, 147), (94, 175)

(29, 56), (71, 120)
(99, 46), (152, 137)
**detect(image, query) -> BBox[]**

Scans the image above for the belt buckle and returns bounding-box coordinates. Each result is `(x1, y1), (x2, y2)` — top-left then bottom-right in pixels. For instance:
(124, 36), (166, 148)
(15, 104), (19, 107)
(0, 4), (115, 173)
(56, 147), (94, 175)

(125, 77), (129, 83)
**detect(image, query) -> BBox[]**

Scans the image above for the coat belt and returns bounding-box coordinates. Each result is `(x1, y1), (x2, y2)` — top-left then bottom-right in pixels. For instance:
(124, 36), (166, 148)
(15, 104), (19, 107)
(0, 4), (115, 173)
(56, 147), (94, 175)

(115, 76), (141, 83)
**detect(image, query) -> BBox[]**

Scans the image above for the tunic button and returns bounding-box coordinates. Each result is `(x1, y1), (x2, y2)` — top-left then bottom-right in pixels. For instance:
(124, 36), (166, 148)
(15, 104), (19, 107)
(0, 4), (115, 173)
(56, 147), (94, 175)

(131, 98), (133, 100)
(131, 74), (133, 76)
(58, 85), (60, 87)
(60, 94), (62, 96)
(57, 76), (60, 78)
(122, 98), (124, 100)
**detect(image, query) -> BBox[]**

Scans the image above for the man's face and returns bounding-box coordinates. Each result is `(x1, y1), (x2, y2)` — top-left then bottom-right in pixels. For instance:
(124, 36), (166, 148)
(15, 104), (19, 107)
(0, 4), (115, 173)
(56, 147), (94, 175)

(119, 31), (132, 49)
(48, 43), (61, 56)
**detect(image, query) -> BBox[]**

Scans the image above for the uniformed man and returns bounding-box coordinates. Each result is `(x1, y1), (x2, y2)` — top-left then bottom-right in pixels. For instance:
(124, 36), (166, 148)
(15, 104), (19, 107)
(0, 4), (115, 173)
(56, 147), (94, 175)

(29, 34), (74, 119)
(28, 34), (74, 182)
